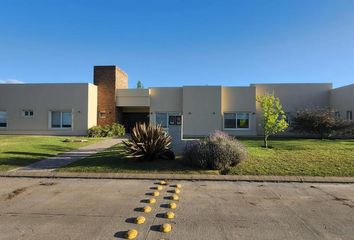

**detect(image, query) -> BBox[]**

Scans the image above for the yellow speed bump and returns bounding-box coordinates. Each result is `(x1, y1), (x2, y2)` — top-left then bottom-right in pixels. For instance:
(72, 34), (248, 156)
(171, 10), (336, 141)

(152, 191), (160, 197)
(159, 180), (167, 185)
(148, 198), (156, 204)
(176, 184), (182, 189)
(160, 223), (172, 233)
(173, 188), (181, 194)
(171, 194), (179, 201)
(165, 211), (175, 219)
(126, 229), (138, 239)
(135, 216), (146, 224)
(156, 185), (163, 191)
(143, 206), (152, 213)
(168, 202), (177, 209)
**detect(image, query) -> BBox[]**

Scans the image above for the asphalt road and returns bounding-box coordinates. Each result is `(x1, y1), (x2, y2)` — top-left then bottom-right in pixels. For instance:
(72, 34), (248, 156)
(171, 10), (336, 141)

(0, 178), (353, 240)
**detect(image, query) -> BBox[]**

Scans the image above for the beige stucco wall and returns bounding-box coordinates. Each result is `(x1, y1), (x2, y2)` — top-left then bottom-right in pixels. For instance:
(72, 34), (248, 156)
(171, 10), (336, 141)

(87, 84), (98, 128)
(149, 87), (183, 124)
(182, 86), (222, 137)
(330, 84), (354, 119)
(253, 83), (332, 135)
(221, 86), (257, 136)
(116, 89), (150, 107)
(0, 83), (95, 135)
(150, 87), (182, 113)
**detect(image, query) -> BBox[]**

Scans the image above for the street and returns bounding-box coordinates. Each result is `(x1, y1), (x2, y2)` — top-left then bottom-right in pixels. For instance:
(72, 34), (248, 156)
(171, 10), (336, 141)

(0, 178), (353, 239)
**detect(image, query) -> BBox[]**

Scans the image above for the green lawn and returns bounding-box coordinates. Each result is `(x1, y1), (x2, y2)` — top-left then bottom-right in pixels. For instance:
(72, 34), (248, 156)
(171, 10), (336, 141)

(230, 138), (354, 176)
(60, 144), (215, 174)
(60, 138), (354, 177)
(0, 135), (101, 171)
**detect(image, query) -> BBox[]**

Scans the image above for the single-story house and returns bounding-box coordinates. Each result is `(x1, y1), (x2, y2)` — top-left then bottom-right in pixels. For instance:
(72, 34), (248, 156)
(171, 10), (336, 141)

(0, 65), (353, 137)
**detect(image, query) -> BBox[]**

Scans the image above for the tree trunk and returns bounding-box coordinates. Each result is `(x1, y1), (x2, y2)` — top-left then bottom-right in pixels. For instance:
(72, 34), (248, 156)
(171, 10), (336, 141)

(264, 135), (268, 148)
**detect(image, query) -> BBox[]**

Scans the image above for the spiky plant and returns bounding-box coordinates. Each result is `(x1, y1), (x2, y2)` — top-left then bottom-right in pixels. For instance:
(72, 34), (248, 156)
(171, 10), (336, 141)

(122, 123), (174, 161)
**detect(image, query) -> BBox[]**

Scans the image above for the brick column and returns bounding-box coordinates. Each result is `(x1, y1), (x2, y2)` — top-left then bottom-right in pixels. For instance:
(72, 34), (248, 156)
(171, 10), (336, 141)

(93, 66), (128, 126)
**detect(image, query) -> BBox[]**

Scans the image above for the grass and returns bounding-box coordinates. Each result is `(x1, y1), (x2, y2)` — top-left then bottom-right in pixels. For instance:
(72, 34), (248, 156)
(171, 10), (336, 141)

(60, 144), (216, 174)
(0, 135), (101, 171)
(60, 138), (354, 177)
(229, 138), (354, 176)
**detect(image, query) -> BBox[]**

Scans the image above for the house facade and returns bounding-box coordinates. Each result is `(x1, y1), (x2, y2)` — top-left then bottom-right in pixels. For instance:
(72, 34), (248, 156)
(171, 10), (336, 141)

(0, 65), (353, 137)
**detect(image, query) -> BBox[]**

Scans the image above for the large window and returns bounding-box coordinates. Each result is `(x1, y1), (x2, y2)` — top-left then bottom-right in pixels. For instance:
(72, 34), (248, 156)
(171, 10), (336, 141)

(224, 112), (250, 129)
(347, 111), (353, 121)
(0, 111), (7, 127)
(156, 112), (168, 128)
(50, 111), (72, 129)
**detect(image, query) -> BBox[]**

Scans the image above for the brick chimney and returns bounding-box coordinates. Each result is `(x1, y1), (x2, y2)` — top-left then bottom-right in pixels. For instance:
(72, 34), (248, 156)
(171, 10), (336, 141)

(93, 66), (128, 126)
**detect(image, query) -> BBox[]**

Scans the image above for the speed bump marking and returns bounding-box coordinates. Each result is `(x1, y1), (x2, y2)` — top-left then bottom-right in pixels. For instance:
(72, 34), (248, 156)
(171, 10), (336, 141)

(152, 191), (160, 197)
(143, 205), (152, 213)
(170, 194), (179, 201)
(165, 211), (175, 219)
(125, 229), (138, 239)
(135, 216), (146, 224)
(168, 202), (177, 209)
(160, 223), (172, 233)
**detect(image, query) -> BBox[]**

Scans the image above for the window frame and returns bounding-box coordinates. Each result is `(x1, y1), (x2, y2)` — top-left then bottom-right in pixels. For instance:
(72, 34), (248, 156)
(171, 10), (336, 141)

(0, 111), (8, 128)
(49, 111), (73, 130)
(223, 112), (251, 130)
(22, 109), (34, 119)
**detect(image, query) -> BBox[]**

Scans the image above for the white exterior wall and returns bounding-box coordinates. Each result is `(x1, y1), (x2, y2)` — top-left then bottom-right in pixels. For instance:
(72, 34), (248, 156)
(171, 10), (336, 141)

(0, 83), (96, 135)
(182, 86), (222, 137)
(330, 84), (354, 121)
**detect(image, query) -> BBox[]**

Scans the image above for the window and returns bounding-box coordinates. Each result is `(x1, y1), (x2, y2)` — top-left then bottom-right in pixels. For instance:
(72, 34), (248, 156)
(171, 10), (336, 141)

(156, 112), (168, 128)
(224, 112), (250, 129)
(335, 111), (340, 119)
(50, 111), (72, 129)
(224, 113), (236, 129)
(22, 110), (34, 118)
(0, 111), (7, 127)
(347, 111), (353, 121)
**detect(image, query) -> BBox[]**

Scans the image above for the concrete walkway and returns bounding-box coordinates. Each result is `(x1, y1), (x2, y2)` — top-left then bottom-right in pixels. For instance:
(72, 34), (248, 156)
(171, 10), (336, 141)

(11, 138), (124, 173)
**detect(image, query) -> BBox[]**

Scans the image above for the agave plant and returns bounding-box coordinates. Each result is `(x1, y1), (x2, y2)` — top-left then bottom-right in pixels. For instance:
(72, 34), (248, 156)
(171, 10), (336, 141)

(122, 123), (175, 161)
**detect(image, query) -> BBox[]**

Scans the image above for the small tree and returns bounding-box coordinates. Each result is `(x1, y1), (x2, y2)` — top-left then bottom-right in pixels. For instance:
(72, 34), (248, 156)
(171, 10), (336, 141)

(136, 80), (144, 89)
(292, 107), (354, 139)
(256, 94), (288, 148)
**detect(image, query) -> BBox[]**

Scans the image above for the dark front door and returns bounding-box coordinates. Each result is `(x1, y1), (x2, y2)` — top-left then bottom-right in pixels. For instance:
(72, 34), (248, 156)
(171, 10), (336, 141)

(123, 112), (149, 133)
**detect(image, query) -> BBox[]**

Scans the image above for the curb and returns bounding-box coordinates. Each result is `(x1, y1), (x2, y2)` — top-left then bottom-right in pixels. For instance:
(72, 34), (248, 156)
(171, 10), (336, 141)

(1, 172), (354, 184)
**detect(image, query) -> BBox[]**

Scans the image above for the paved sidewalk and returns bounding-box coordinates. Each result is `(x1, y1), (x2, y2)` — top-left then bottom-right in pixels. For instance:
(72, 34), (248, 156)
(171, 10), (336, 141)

(10, 138), (124, 173)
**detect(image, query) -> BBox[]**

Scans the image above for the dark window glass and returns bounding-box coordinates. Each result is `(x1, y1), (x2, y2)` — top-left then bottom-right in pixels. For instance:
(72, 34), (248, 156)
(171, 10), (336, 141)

(224, 113), (236, 129)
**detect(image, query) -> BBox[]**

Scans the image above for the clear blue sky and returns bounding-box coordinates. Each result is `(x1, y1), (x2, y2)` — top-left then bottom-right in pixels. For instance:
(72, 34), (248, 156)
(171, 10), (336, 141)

(1, 0), (354, 88)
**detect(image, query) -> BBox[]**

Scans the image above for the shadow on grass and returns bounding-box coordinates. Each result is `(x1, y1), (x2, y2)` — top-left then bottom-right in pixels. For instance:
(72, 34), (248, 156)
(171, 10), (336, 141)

(60, 144), (202, 173)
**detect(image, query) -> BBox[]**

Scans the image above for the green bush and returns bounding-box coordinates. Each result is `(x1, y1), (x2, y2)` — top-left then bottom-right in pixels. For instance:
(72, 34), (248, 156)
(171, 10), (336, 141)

(122, 123), (175, 161)
(183, 131), (247, 172)
(88, 123), (125, 137)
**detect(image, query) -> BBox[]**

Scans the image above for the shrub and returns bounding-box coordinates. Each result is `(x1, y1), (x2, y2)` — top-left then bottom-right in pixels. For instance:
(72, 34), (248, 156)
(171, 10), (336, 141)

(122, 123), (175, 161)
(183, 131), (248, 172)
(292, 107), (354, 139)
(88, 123), (125, 137)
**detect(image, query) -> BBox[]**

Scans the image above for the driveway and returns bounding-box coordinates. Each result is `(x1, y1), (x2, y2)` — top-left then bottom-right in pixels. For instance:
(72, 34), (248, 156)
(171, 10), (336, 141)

(0, 178), (353, 240)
